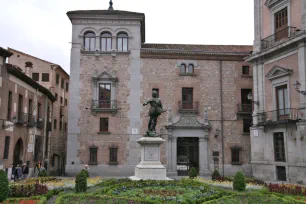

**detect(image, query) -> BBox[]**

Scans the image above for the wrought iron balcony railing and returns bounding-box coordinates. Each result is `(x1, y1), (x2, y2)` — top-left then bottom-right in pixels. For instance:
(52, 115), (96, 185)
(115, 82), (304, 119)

(36, 118), (45, 129)
(27, 114), (35, 127)
(237, 104), (252, 114)
(91, 100), (118, 114)
(261, 26), (305, 50)
(16, 112), (28, 125)
(257, 108), (299, 125)
(178, 101), (199, 114)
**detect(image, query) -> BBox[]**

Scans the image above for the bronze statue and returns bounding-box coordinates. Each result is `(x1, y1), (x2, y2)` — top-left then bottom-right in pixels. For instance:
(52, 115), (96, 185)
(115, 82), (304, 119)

(143, 90), (166, 137)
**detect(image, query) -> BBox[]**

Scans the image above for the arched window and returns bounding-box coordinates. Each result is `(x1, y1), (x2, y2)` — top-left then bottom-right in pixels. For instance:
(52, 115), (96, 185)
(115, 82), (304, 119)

(187, 64), (194, 74)
(180, 63), (186, 73)
(117, 32), (128, 52)
(84, 31), (95, 51)
(101, 32), (112, 51)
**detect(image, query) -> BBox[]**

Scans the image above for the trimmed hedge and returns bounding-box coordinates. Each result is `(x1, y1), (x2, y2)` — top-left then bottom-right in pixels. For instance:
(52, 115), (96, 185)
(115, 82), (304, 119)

(0, 170), (9, 202)
(211, 170), (221, 181)
(9, 183), (48, 197)
(189, 167), (198, 179)
(39, 170), (47, 177)
(75, 170), (87, 193)
(233, 171), (246, 191)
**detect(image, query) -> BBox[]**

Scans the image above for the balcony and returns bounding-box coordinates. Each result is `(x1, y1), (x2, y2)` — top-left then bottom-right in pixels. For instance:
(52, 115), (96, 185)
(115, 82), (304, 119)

(178, 101), (199, 114)
(257, 108), (300, 125)
(91, 100), (118, 114)
(261, 26), (305, 50)
(36, 118), (45, 129)
(16, 112), (27, 125)
(237, 104), (252, 115)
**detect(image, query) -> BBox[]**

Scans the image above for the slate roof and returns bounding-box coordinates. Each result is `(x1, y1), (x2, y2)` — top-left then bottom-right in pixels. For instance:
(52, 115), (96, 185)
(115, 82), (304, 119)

(67, 10), (145, 16)
(141, 44), (252, 55)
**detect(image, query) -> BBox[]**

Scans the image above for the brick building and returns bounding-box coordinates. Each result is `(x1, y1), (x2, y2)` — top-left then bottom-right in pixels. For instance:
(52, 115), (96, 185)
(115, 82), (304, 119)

(0, 47), (55, 178)
(8, 48), (69, 176)
(246, 0), (306, 183)
(66, 2), (253, 177)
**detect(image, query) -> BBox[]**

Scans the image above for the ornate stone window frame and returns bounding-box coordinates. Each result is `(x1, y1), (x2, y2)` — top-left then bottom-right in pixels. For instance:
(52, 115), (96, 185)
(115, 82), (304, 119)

(266, 0), (291, 35)
(91, 70), (118, 115)
(266, 65), (292, 111)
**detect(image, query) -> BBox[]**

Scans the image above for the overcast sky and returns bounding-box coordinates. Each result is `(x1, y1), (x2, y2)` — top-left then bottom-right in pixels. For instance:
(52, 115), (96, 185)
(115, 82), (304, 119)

(0, 0), (254, 74)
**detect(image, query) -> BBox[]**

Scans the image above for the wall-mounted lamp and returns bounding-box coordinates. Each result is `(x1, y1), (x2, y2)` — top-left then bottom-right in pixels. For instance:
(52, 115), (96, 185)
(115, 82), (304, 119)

(293, 81), (306, 95)
(215, 128), (220, 138)
(247, 92), (259, 105)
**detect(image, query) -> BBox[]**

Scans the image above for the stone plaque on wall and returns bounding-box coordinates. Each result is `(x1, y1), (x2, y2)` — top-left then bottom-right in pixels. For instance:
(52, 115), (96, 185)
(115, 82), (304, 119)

(144, 145), (159, 161)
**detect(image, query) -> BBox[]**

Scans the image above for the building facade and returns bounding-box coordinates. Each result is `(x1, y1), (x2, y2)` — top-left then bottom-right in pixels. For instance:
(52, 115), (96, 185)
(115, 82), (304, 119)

(0, 47), (55, 178)
(8, 48), (69, 176)
(246, 0), (306, 183)
(66, 3), (253, 177)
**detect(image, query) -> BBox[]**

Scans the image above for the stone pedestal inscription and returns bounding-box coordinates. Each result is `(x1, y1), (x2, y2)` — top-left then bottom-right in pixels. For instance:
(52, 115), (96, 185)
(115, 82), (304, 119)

(130, 137), (171, 180)
(144, 146), (159, 161)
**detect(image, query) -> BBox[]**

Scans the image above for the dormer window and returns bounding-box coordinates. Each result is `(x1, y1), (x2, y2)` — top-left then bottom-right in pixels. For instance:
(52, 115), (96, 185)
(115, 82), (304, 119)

(101, 32), (112, 51)
(84, 31), (95, 51)
(117, 32), (128, 52)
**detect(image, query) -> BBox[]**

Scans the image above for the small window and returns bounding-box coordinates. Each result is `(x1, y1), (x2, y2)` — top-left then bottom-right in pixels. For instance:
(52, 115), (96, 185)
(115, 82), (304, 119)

(231, 147), (241, 164)
(56, 74), (59, 85)
(212, 151), (219, 157)
(60, 120), (62, 131)
(187, 64), (194, 74)
(117, 32), (128, 52)
(84, 31), (96, 51)
(109, 147), (118, 164)
(66, 82), (69, 92)
(54, 119), (57, 129)
(42, 73), (50, 82)
(243, 118), (252, 133)
(89, 147), (98, 164)
(180, 64), (186, 74)
(274, 132), (286, 162)
(101, 32), (112, 51)
(32, 73), (39, 81)
(100, 118), (109, 132)
(65, 99), (68, 106)
(7, 91), (12, 121)
(64, 122), (67, 132)
(55, 93), (58, 101)
(276, 166), (286, 181)
(242, 66), (250, 75)
(152, 88), (159, 98)
(3, 136), (10, 159)
(60, 97), (63, 104)
(61, 78), (64, 89)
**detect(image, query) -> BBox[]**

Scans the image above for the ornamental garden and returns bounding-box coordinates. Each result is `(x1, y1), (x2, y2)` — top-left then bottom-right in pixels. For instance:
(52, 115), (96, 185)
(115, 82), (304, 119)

(1, 168), (306, 204)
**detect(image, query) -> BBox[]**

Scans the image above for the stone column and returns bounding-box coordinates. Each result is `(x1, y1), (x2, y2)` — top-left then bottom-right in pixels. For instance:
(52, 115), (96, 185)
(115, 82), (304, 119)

(253, 64), (259, 125)
(95, 36), (100, 51)
(112, 36), (117, 51)
(301, 0), (306, 30)
(298, 42), (306, 107)
(199, 136), (210, 176)
(170, 138), (177, 176)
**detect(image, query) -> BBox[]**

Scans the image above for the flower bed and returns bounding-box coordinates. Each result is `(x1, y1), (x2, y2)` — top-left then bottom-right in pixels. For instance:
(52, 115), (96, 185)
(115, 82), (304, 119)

(98, 179), (229, 203)
(9, 184), (48, 198)
(266, 183), (306, 196)
(212, 176), (265, 185)
(198, 178), (264, 190)
(1, 196), (47, 204)
(14, 177), (57, 185)
(45, 177), (102, 190)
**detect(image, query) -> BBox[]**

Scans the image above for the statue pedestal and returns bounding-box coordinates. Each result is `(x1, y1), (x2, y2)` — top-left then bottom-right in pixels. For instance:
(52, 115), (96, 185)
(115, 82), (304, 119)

(130, 137), (171, 180)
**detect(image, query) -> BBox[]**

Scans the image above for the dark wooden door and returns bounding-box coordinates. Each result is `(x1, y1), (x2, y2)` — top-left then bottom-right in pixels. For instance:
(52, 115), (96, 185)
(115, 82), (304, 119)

(99, 83), (111, 108)
(182, 88), (193, 109)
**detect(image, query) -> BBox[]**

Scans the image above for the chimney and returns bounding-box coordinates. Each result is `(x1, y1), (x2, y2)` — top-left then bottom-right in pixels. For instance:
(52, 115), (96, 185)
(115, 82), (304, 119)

(25, 62), (33, 77)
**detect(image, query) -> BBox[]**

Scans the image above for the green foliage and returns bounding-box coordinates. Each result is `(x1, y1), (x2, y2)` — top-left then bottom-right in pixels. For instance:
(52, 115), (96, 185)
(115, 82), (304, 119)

(3, 196), (47, 204)
(0, 169), (9, 202)
(188, 167), (198, 179)
(80, 169), (89, 178)
(212, 169), (221, 180)
(75, 170), (87, 193)
(9, 183), (48, 197)
(39, 169), (48, 177)
(233, 171), (246, 191)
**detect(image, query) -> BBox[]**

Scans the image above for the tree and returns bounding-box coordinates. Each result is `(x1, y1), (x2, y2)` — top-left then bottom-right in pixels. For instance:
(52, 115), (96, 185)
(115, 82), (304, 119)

(233, 171), (246, 191)
(0, 170), (9, 202)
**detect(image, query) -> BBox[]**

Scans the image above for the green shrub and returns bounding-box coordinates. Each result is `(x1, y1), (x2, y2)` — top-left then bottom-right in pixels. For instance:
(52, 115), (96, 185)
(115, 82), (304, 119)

(80, 169), (89, 178)
(75, 170), (87, 193)
(0, 169), (9, 202)
(233, 171), (246, 191)
(188, 167), (198, 179)
(212, 169), (221, 180)
(39, 169), (48, 177)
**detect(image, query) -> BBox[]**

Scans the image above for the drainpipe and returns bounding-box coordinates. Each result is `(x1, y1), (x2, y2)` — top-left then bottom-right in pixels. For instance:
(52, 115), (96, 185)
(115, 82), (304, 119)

(219, 61), (225, 177)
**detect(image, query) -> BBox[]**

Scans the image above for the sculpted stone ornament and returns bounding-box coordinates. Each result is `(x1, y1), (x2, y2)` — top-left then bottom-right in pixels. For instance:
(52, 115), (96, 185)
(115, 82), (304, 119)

(143, 90), (166, 137)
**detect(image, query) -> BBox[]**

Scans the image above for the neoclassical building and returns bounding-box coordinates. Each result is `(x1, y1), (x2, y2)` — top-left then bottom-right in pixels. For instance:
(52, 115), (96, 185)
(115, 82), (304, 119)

(246, 0), (306, 184)
(66, 2), (253, 177)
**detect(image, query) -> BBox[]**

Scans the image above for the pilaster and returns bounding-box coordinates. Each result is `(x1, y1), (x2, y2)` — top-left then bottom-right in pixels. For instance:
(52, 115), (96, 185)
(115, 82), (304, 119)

(298, 42), (306, 107)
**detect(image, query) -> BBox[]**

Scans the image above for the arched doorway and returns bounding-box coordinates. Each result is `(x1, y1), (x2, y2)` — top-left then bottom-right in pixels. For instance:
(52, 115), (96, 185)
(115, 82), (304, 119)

(13, 138), (24, 166)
